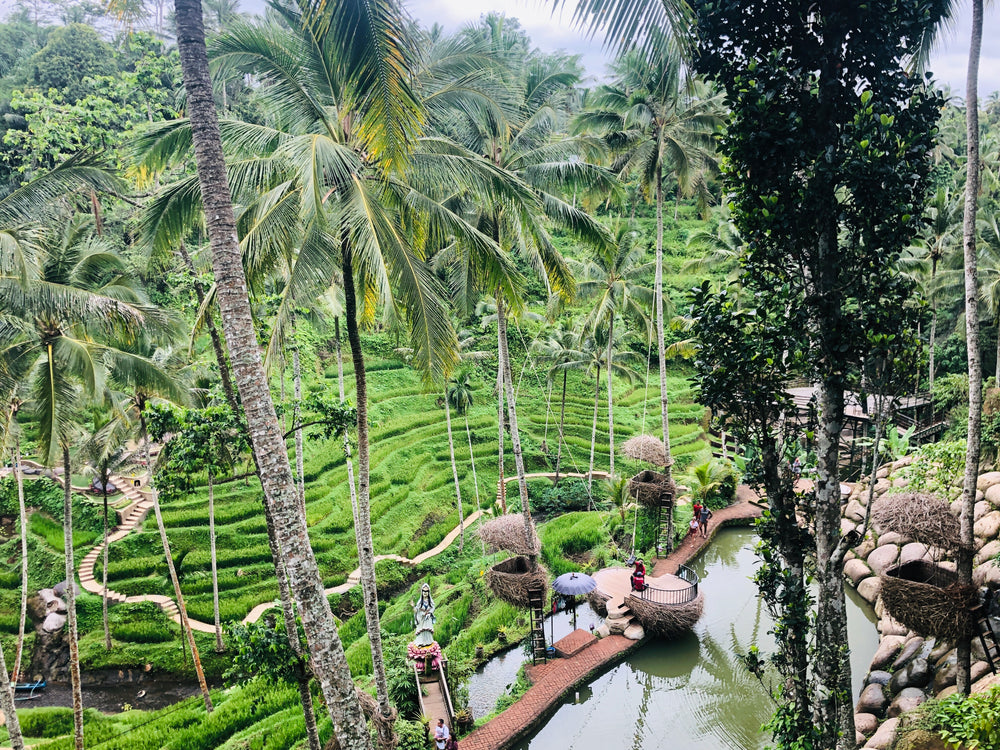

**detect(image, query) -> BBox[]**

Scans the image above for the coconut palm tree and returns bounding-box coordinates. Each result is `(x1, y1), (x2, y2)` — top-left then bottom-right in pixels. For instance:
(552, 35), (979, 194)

(573, 226), (652, 477)
(574, 46), (723, 526)
(0, 398), (26, 750)
(532, 321), (581, 482)
(0, 213), (171, 750)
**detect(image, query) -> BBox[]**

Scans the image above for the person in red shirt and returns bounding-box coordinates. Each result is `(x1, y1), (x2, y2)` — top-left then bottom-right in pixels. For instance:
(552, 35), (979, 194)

(630, 558), (646, 591)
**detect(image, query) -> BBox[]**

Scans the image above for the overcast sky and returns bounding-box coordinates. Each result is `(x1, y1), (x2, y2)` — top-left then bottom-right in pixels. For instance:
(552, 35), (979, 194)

(0, 0), (995, 96)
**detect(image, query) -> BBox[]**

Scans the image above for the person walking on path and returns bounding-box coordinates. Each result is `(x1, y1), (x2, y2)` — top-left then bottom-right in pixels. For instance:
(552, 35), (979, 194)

(435, 719), (451, 750)
(698, 505), (713, 538)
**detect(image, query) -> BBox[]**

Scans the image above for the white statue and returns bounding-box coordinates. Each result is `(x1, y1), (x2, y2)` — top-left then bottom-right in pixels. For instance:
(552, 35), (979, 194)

(412, 583), (436, 647)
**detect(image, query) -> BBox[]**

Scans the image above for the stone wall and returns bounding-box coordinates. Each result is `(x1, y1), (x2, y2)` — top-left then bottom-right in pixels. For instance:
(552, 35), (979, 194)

(841, 459), (1000, 749)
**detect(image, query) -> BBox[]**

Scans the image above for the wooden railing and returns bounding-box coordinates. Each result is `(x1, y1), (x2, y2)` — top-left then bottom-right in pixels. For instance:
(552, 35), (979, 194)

(636, 565), (700, 606)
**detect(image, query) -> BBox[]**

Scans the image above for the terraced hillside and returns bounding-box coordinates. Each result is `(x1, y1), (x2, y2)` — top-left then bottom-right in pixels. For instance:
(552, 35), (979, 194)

(93, 346), (708, 625)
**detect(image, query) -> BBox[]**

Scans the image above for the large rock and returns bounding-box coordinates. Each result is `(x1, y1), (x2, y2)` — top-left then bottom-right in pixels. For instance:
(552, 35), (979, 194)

(874, 478), (891, 495)
(974, 510), (1000, 540)
(891, 638), (925, 671)
(899, 542), (929, 566)
(893, 729), (952, 750)
(889, 657), (929, 691)
(971, 660), (992, 684)
(842, 518), (859, 537)
(974, 560), (1000, 586)
(975, 500), (992, 521)
(42, 612), (66, 632)
(933, 660), (958, 692)
(985, 482), (1000, 508)
(866, 670), (892, 686)
(858, 576), (882, 604)
(854, 712), (878, 737)
(879, 617), (908, 637)
(868, 545), (900, 575)
(623, 623), (644, 640)
(856, 682), (888, 717)
(864, 717), (899, 749)
(877, 531), (904, 547)
(855, 536), (878, 560)
(977, 471), (1000, 491)
(870, 635), (906, 670)
(975, 539), (1000, 566)
(845, 499), (866, 522)
(844, 558), (873, 586)
(888, 689), (927, 718)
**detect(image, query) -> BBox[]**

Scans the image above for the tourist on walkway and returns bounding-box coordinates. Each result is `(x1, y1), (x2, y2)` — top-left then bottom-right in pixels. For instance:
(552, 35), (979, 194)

(698, 505), (713, 538)
(792, 457), (802, 482)
(630, 558), (646, 591)
(435, 719), (450, 749)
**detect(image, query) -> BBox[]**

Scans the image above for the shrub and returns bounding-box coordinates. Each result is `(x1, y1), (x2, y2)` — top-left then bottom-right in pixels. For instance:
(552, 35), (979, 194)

(18, 707), (74, 737)
(920, 685), (1000, 750)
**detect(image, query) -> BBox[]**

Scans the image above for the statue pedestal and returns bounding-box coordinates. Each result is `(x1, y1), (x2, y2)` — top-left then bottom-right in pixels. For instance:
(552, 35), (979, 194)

(407, 640), (442, 675)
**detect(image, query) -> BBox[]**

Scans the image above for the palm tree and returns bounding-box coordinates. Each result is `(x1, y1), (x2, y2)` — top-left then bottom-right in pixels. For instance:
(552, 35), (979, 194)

(78, 414), (139, 652)
(169, 0), (516, 744)
(532, 321), (581, 482)
(574, 46), (723, 533)
(573, 226), (652, 477)
(0, 213), (171, 750)
(978, 212), (1000, 385)
(443, 377), (466, 551)
(0, 399), (26, 750)
(958, 0), (984, 696)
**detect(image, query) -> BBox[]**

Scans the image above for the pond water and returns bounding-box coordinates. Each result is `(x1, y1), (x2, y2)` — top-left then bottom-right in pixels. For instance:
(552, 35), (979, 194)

(484, 528), (880, 750)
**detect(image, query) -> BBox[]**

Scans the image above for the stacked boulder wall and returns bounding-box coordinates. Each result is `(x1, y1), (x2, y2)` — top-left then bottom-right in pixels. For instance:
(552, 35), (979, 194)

(626, 591), (703, 639)
(486, 556), (548, 608)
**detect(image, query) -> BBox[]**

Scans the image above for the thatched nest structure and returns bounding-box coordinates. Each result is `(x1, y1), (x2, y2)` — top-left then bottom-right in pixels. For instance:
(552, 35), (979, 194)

(622, 435), (668, 466)
(478, 514), (540, 556)
(870, 493), (964, 552)
(627, 591), (704, 638)
(486, 556), (548, 608)
(628, 469), (675, 509)
(880, 560), (977, 643)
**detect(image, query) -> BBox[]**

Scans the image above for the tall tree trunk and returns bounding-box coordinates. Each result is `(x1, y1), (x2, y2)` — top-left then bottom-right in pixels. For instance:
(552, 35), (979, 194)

(543, 379), (551, 452)
(341, 246), (396, 748)
(173, 0), (370, 744)
(62, 445), (84, 750)
(465, 414), (485, 555)
(655, 166), (675, 551)
(444, 389), (465, 550)
(335, 317), (360, 530)
(141, 429), (213, 711)
(14, 440), (28, 682)
(177, 242), (239, 418)
(497, 324), (507, 514)
(209, 469), (223, 652)
(292, 317), (306, 518)
(497, 296), (532, 555)
(606, 316), (615, 478)
(0, 617), (24, 750)
(929, 262), (937, 393)
(589, 364), (601, 494)
(102, 479), (111, 651)
(812, 217), (855, 748)
(958, 0), (984, 696)
(555, 370), (567, 483)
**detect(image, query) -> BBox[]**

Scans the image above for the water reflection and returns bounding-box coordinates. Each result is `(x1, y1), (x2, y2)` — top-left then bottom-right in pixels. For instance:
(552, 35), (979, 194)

(511, 529), (878, 750)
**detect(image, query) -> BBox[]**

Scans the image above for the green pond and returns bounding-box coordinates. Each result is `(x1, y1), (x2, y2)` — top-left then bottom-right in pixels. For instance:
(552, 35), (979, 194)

(511, 528), (878, 749)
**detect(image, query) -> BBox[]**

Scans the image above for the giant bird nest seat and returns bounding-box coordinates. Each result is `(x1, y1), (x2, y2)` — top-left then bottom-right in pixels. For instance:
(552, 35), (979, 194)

(870, 493), (965, 553)
(478, 514), (541, 556)
(628, 469), (675, 509)
(880, 559), (977, 643)
(486, 556), (549, 608)
(626, 591), (704, 639)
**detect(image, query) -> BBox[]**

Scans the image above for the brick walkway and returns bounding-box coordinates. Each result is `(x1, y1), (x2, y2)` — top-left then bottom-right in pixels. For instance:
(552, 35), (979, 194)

(460, 488), (765, 750)
(460, 634), (642, 750)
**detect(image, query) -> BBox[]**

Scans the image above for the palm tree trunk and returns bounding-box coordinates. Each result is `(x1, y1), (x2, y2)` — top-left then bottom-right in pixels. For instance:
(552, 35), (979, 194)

(335, 317), (360, 530)
(589, 364), (600, 494)
(444, 390), (464, 550)
(606, 316), (615, 478)
(292, 317), (306, 518)
(497, 323), (507, 514)
(958, 0), (984, 695)
(929, 285), (937, 393)
(141, 428), (213, 711)
(62, 445), (84, 750)
(173, 0), (370, 743)
(543, 379), (551, 452)
(555, 370), (567, 482)
(0, 625), (24, 750)
(209, 470), (223, 652)
(14, 440), (28, 682)
(102, 479), (111, 651)
(177, 241), (239, 419)
(341, 244), (396, 748)
(497, 296), (532, 554)
(465, 414), (485, 555)
(655, 165), (675, 552)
